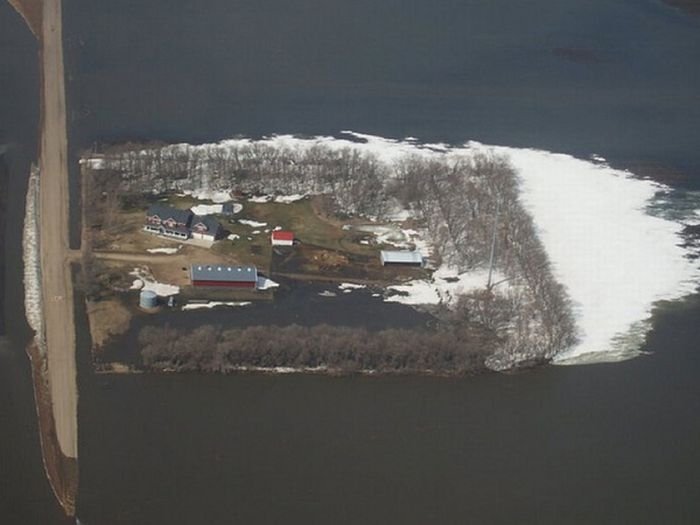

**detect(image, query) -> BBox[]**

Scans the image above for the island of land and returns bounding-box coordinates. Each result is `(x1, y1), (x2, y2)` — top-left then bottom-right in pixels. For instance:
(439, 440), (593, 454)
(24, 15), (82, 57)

(80, 138), (576, 376)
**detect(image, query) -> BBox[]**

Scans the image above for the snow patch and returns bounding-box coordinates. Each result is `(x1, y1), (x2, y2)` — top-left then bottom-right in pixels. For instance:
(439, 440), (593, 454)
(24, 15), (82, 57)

(190, 203), (222, 215)
(257, 276), (279, 290)
(248, 195), (271, 203)
(338, 283), (366, 292)
(182, 301), (251, 311)
(274, 194), (307, 203)
(239, 219), (268, 228)
(129, 267), (180, 296)
(184, 189), (232, 203)
(147, 247), (180, 254)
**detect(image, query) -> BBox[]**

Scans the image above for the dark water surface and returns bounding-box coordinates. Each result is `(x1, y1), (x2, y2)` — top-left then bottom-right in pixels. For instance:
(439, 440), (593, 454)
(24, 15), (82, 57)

(2, 0), (700, 523)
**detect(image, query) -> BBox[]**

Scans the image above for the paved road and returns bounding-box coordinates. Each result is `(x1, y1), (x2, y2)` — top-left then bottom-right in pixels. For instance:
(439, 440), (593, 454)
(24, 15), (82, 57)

(39, 0), (77, 460)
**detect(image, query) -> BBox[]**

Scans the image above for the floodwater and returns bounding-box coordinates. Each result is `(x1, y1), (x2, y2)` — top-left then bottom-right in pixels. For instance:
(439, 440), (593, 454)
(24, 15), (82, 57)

(2, 0), (700, 523)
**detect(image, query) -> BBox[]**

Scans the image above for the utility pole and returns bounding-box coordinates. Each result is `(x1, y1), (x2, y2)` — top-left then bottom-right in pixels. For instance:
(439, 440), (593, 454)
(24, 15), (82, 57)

(486, 199), (500, 290)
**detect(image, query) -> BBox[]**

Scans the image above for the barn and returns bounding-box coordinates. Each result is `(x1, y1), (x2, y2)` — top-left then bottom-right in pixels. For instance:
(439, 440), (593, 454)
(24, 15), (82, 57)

(380, 250), (424, 267)
(190, 264), (258, 288)
(271, 230), (294, 246)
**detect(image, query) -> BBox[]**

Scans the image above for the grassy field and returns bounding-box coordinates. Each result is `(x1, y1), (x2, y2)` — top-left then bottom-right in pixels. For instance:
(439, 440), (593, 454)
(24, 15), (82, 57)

(89, 192), (427, 297)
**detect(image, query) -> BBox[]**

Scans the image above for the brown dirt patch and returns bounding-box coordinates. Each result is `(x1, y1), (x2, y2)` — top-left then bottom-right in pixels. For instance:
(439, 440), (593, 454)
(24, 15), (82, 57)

(86, 298), (132, 351)
(7, 0), (42, 37)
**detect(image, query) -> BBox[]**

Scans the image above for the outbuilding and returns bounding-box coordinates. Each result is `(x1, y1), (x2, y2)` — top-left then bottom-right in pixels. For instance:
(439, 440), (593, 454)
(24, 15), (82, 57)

(190, 264), (258, 288)
(271, 230), (294, 246)
(380, 250), (424, 267)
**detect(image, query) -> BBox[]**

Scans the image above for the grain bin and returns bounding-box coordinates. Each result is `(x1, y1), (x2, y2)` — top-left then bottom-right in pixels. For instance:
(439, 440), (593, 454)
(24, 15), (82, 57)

(139, 290), (158, 309)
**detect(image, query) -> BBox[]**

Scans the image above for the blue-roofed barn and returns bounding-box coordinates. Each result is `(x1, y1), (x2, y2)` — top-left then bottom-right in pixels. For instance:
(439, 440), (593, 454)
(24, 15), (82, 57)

(190, 264), (258, 288)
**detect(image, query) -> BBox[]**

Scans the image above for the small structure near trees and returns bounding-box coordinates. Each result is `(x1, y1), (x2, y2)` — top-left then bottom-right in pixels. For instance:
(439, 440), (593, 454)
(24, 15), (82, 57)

(380, 250), (424, 267)
(271, 230), (294, 246)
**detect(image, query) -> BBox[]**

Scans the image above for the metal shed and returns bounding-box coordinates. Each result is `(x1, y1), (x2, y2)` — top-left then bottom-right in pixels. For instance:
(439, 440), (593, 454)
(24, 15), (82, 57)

(190, 264), (258, 288)
(380, 250), (424, 267)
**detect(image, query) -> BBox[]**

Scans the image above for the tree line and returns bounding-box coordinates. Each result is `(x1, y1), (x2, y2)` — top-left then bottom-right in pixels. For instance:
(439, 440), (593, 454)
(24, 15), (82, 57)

(138, 322), (493, 376)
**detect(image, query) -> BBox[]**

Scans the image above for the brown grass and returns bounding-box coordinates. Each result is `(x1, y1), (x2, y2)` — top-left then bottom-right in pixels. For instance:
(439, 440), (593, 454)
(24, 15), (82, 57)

(86, 298), (132, 351)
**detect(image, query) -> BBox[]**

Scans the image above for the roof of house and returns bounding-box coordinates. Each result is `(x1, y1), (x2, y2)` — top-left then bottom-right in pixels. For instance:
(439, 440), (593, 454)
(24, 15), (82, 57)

(271, 230), (294, 241)
(191, 215), (221, 233)
(146, 203), (193, 225)
(190, 264), (258, 283)
(380, 250), (424, 265)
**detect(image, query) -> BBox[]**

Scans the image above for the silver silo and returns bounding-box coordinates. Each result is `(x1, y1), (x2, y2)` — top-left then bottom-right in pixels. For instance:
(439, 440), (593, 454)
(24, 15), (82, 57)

(139, 290), (158, 309)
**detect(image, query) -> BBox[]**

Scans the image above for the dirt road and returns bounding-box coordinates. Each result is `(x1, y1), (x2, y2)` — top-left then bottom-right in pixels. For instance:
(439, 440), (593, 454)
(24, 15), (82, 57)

(39, 0), (77, 460)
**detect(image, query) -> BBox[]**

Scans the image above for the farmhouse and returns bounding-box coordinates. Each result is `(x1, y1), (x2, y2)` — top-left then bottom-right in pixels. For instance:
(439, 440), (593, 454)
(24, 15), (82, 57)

(144, 204), (193, 240)
(380, 250), (424, 267)
(190, 264), (258, 288)
(144, 204), (222, 241)
(271, 230), (294, 246)
(190, 215), (222, 241)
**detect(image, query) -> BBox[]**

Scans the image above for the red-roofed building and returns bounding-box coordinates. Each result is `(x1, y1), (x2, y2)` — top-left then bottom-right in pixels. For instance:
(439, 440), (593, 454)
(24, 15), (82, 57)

(271, 230), (294, 246)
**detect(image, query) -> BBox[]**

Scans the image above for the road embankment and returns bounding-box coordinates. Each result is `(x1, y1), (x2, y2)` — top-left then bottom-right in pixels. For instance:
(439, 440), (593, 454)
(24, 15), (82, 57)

(12, 0), (79, 516)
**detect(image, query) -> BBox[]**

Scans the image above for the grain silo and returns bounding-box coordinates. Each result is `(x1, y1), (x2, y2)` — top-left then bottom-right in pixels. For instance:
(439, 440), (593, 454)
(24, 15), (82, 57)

(139, 290), (158, 309)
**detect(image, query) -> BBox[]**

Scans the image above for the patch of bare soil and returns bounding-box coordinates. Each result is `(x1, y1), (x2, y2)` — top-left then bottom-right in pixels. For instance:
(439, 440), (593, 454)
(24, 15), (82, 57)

(86, 298), (132, 352)
(7, 0), (42, 37)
